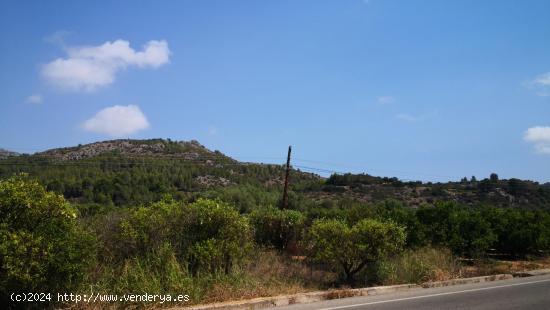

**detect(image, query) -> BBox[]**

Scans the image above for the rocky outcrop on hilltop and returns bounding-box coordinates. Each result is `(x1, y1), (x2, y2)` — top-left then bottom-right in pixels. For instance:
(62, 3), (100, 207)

(36, 139), (224, 161)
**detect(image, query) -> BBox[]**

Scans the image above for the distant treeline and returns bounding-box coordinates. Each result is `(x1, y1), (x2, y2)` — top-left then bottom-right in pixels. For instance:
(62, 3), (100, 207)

(324, 173), (550, 209)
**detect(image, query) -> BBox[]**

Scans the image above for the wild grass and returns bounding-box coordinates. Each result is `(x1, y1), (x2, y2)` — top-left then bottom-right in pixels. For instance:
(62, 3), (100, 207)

(79, 245), (548, 308)
(81, 248), (332, 308)
(371, 246), (461, 285)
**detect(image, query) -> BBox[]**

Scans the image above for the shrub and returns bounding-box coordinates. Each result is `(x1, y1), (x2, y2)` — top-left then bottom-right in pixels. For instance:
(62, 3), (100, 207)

(249, 206), (305, 250)
(110, 197), (186, 260)
(185, 199), (253, 275)
(106, 198), (252, 276)
(0, 175), (95, 304)
(305, 218), (405, 285)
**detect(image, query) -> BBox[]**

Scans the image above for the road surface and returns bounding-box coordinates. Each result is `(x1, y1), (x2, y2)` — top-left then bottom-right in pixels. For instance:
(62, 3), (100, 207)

(277, 274), (550, 310)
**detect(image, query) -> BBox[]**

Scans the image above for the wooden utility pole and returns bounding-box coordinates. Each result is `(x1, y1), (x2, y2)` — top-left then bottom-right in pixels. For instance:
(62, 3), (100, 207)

(282, 145), (292, 209)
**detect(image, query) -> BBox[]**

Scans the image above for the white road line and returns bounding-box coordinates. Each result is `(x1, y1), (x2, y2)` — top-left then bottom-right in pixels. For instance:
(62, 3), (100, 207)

(317, 278), (550, 310)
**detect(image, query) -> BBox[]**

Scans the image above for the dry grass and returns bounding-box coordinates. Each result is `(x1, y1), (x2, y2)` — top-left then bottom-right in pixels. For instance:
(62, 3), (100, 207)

(460, 256), (550, 277)
(75, 250), (550, 309)
(198, 250), (335, 304)
(373, 247), (462, 285)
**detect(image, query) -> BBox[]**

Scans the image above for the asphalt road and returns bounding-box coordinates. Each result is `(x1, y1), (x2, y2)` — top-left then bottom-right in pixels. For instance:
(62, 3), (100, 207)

(277, 274), (550, 310)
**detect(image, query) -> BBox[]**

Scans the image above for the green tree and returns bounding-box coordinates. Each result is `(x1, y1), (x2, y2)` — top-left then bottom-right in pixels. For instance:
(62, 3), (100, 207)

(447, 209), (496, 257)
(377, 200), (427, 248)
(306, 218), (405, 285)
(0, 175), (95, 305)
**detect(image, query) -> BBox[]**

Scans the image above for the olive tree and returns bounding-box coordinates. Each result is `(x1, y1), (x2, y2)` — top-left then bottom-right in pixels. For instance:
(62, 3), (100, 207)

(306, 218), (405, 285)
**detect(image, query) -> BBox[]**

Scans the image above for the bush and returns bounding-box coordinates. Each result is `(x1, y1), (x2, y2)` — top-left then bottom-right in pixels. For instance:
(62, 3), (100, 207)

(104, 198), (252, 276)
(305, 218), (405, 285)
(185, 199), (252, 275)
(249, 206), (305, 250)
(109, 197), (186, 260)
(0, 175), (95, 304)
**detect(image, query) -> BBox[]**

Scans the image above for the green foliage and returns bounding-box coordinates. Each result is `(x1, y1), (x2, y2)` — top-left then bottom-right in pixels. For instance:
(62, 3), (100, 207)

(482, 207), (550, 257)
(447, 209), (496, 257)
(109, 197), (186, 260)
(0, 139), (320, 208)
(249, 206), (305, 250)
(2, 143), (550, 306)
(0, 175), (95, 303)
(416, 203), (496, 257)
(326, 173), (404, 187)
(94, 243), (193, 297)
(199, 185), (281, 213)
(101, 198), (252, 276)
(306, 218), (405, 284)
(374, 200), (427, 248)
(323, 172), (550, 209)
(185, 199), (252, 275)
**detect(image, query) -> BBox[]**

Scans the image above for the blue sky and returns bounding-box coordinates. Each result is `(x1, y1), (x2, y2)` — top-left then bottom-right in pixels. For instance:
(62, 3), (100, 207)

(1, 0), (549, 182)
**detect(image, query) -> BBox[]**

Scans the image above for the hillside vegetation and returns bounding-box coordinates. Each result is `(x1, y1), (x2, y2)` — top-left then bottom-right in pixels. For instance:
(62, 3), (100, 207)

(1, 139), (550, 307)
(1, 139), (549, 210)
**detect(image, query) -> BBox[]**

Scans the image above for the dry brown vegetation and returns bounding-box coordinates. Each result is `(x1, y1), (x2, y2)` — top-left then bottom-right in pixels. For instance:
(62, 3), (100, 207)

(460, 256), (550, 278)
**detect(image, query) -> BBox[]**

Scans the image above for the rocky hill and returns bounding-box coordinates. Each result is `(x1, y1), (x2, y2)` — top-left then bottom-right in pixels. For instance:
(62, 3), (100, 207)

(37, 139), (231, 161)
(0, 139), (320, 207)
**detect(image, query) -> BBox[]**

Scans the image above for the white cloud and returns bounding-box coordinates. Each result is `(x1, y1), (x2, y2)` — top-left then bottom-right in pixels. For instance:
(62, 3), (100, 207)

(395, 113), (418, 122)
(208, 127), (218, 136)
(532, 73), (550, 86)
(524, 126), (550, 154)
(83, 105), (150, 137)
(377, 96), (395, 105)
(42, 39), (170, 91)
(525, 72), (550, 97)
(25, 94), (43, 104)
